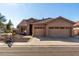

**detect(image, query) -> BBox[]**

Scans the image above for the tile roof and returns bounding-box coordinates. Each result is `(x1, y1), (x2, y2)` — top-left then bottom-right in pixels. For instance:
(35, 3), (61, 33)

(18, 20), (27, 26)
(53, 16), (75, 24)
(32, 16), (75, 24)
(17, 18), (39, 26)
(32, 18), (53, 24)
(17, 16), (75, 26)
(73, 21), (79, 27)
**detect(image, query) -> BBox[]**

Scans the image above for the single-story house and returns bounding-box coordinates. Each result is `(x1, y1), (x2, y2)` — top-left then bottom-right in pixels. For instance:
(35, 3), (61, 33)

(17, 16), (75, 37)
(32, 16), (75, 37)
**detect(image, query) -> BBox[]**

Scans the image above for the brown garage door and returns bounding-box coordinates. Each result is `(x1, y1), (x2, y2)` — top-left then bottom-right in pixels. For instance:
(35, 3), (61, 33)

(48, 27), (71, 37)
(34, 27), (45, 37)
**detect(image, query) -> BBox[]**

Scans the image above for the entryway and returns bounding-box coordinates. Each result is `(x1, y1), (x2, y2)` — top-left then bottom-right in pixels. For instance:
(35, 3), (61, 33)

(29, 24), (33, 35)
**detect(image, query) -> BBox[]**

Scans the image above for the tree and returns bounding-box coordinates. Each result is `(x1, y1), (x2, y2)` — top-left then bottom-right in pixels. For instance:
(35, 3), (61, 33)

(0, 13), (6, 32)
(7, 20), (13, 26)
(6, 20), (13, 32)
(0, 13), (6, 22)
(0, 13), (6, 27)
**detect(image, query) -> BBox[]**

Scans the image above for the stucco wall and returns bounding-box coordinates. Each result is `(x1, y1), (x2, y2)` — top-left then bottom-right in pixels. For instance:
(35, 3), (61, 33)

(73, 28), (79, 36)
(46, 19), (73, 37)
(18, 19), (37, 35)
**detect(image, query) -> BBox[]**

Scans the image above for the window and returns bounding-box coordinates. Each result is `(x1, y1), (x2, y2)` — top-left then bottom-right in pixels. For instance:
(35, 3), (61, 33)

(49, 27), (71, 29)
(49, 27), (54, 29)
(60, 27), (64, 29)
(64, 27), (71, 29)
(34, 27), (45, 29)
(55, 27), (59, 29)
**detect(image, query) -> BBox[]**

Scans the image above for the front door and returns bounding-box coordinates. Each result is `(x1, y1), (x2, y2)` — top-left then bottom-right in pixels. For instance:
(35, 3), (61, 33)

(29, 24), (32, 35)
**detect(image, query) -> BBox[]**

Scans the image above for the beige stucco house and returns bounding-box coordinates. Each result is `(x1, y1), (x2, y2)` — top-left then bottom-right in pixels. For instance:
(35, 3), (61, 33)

(32, 16), (75, 37)
(17, 16), (75, 37)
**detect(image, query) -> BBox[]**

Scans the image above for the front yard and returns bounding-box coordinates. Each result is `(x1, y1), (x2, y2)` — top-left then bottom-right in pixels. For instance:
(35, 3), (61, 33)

(1, 34), (79, 46)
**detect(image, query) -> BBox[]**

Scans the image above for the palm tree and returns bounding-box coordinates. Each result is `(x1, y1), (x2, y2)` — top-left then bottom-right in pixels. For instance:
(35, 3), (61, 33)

(0, 13), (6, 32)
(0, 13), (6, 22)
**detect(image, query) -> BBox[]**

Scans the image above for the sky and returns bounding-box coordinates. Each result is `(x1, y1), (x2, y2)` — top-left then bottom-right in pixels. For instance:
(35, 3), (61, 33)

(0, 3), (79, 28)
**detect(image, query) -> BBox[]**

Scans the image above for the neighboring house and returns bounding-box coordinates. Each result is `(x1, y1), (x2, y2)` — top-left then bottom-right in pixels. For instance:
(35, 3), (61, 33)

(17, 16), (75, 37)
(73, 21), (79, 36)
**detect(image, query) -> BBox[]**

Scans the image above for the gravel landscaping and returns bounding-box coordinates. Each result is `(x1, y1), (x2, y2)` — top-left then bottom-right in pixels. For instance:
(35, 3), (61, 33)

(1, 34), (79, 46)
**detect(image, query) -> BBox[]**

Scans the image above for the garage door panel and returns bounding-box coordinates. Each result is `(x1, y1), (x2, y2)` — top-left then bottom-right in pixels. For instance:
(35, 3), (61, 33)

(34, 28), (45, 37)
(48, 27), (71, 37)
